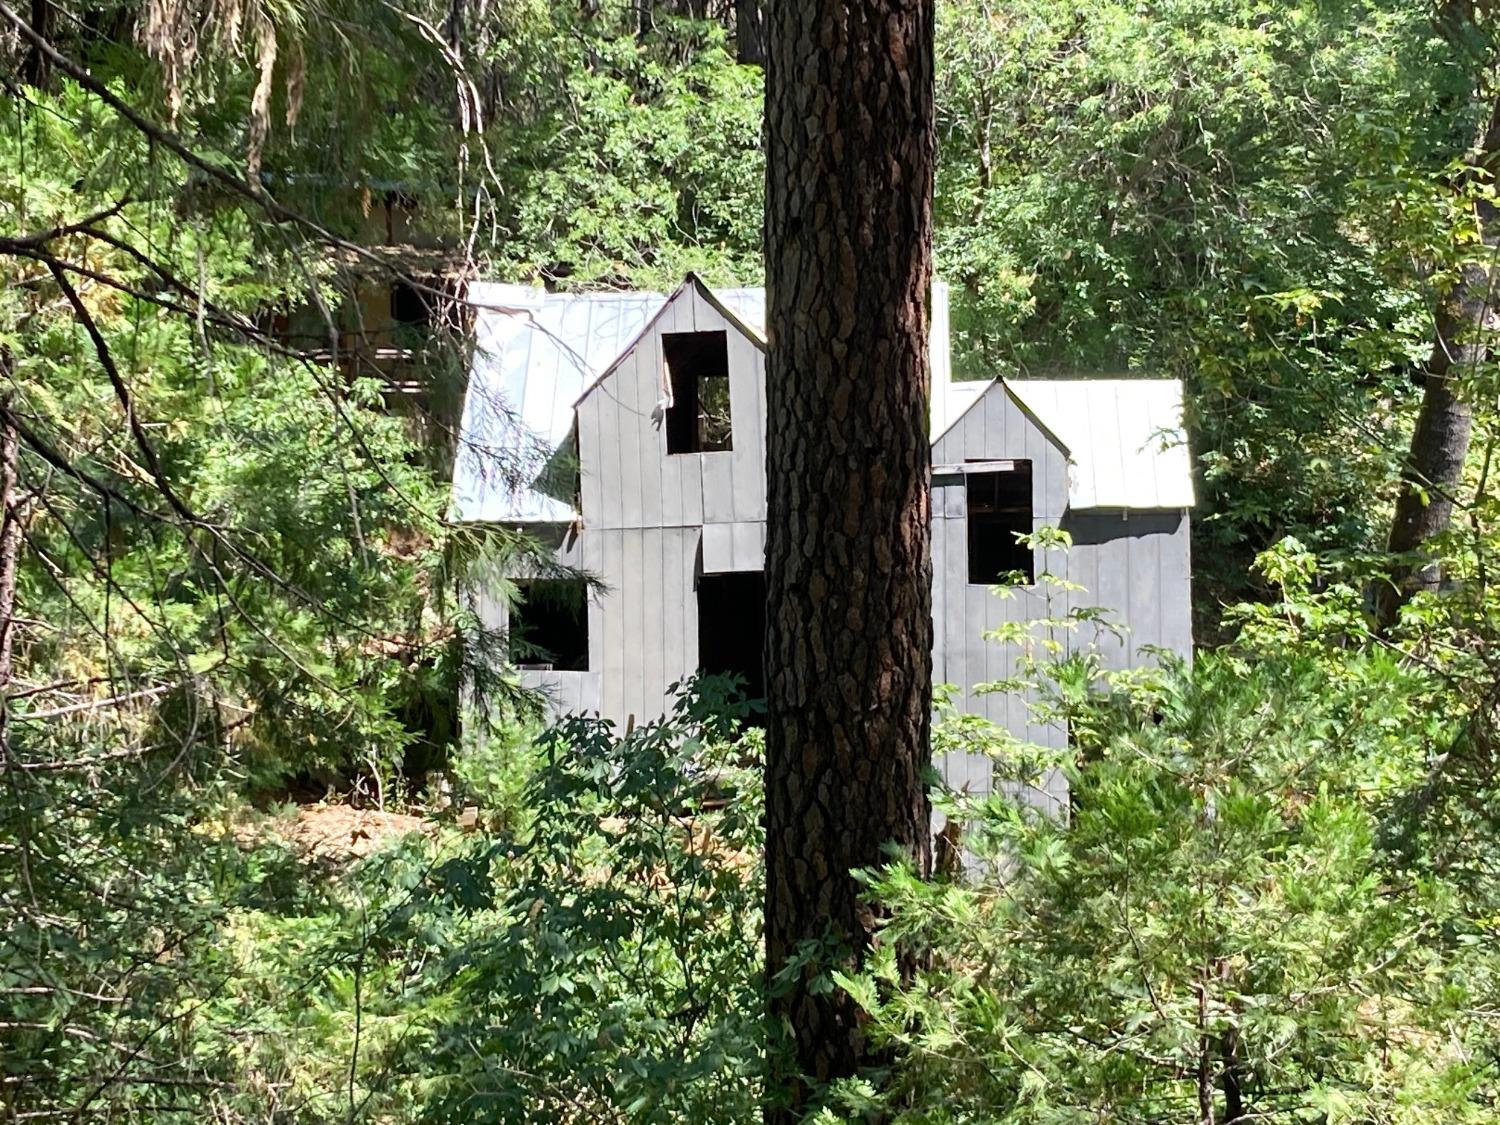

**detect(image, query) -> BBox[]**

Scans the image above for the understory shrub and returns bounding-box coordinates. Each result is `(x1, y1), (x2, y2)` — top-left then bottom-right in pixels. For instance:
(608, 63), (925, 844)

(829, 647), (1500, 1123)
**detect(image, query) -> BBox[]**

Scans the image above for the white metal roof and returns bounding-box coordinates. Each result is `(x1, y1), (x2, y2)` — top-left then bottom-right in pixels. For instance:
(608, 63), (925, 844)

(1004, 378), (1195, 510)
(448, 280), (1189, 521)
(451, 281), (949, 522)
(451, 282), (766, 522)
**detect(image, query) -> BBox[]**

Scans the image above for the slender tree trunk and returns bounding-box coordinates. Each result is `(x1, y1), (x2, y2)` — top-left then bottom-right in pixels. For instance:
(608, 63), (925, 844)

(0, 392), (34, 909)
(1220, 1023), (1246, 1124)
(763, 2), (935, 1118)
(1377, 39), (1499, 628)
(1196, 976), (1216, 1125)
(0, 395), (20, 704)
(1219, 959), (1246, 1124)
(735, 0), (765, 66)
(1378, 299), (1481, 626)
(20, 0), (52, 87)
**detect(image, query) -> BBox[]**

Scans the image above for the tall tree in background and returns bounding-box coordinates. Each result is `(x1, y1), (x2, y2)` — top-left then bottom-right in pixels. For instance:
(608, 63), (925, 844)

(1378, 6), (1497, 629)
(762, 0), (936, 1117)
(736, 0), (765, 64)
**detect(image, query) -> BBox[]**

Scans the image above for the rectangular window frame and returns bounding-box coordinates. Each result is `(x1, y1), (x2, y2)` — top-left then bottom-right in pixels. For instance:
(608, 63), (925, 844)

(508, 578), (590, 672)
(663, 331), (733, 455)
(965, 461), (1035, 587)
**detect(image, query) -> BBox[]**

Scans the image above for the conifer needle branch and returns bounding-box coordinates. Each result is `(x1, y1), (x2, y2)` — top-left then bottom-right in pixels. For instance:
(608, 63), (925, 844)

(0, 0), (465, 308)
(44, 260), (201, 530)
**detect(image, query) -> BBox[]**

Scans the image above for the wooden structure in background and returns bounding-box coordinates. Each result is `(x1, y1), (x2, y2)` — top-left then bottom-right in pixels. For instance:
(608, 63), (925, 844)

(454, 275), (1194, 808)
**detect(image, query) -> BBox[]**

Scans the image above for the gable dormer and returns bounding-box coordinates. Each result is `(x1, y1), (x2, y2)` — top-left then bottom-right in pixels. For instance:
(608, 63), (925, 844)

(573, 275), (767, 532)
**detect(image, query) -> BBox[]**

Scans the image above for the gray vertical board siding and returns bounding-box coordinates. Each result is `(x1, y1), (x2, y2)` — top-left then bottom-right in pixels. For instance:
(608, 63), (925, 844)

(585, 526), (705, 728)
(702, 451), (737, 523)
(727, 331), (767, 523)
(520, 670), (603, 716)
(670, 528), (701, 701)
(644, 529), (667, 720)
(1128, 523), (1163, 657)
(623, 530), (646, 720)
(617, 336), (646, 530)
(675, 527), (701, 697)
(637, 341), (665, 528)
(666, 529), (699, 712)
(577, 394), (605, 528)
(1065, 526), (1100, 654)
(470, 580), (505, 635)
(940, 511), (969, 714)
(1088, 522), (1133, 671)
(678, 447), (705, 527)
(1014, 584), (1053, 746)
(730, 520), (764, 571)
(943, 515), (980, 794)
(1160, 512), (1194, 663)
(582, 530), (607, 698)
(1056, 511), (1193, 667)
(700, 523), (731, 573)
(930, 513), (952, 786)
(959, 580), (996, 796)
(600, 531), (627, 724)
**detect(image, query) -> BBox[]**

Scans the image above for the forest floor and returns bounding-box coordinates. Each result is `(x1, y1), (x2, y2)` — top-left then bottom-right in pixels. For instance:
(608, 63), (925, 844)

(235, 801), (438, 860)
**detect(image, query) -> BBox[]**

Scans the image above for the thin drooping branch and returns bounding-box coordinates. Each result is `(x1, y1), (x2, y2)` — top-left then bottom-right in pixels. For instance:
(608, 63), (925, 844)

(0, 403), (151, 518)
(45, 261), (203, 528)
(0, 0), (464, 309)
(0, 198), (130, 250)
(34, 258), (452, 653)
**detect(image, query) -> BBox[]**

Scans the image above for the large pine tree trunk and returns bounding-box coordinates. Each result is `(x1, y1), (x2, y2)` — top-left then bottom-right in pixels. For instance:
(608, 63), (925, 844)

(1377, 95), (1499, 629)
(762, 2), (935, 1117)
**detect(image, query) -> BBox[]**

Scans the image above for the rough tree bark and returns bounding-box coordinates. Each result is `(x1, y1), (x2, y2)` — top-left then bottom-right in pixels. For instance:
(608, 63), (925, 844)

(1377, 16), (1497, 629)
(762, 1), (935, 1118)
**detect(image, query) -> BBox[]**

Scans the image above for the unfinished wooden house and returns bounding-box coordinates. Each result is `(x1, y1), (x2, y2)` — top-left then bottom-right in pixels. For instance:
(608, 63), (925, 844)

(452, 276), (1194, 806)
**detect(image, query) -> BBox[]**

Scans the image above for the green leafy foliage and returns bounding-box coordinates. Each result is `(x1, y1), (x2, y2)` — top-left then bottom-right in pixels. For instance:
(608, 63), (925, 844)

(8, 0), (1500, 1121)
(418, 679), (765, 1121)
(820, 530), (1500, 1122)
(933, 0), (1485, 609)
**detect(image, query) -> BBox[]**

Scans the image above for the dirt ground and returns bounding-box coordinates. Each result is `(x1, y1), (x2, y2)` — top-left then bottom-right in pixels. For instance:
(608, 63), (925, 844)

(250, 802), (437, 860)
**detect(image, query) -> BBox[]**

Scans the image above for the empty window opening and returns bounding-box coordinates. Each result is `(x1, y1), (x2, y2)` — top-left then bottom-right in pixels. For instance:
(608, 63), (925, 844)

(697, 571), (765, 714)
(509, 579), (589, 671)
(967, 463), (1034, 585)
(664, 331), (733, 454)
(390, 281), (432, 328)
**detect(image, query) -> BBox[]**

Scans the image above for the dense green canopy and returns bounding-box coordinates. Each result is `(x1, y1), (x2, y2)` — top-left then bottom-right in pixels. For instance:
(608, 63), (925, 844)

(3, 1), (1500, 1120)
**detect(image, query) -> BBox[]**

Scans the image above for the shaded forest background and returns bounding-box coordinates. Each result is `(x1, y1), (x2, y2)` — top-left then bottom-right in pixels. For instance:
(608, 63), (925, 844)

(4, 0), (1500, 1121)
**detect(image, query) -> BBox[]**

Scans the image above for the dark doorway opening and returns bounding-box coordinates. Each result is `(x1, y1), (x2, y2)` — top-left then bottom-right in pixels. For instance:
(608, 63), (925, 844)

(697, 571), (766, 711)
